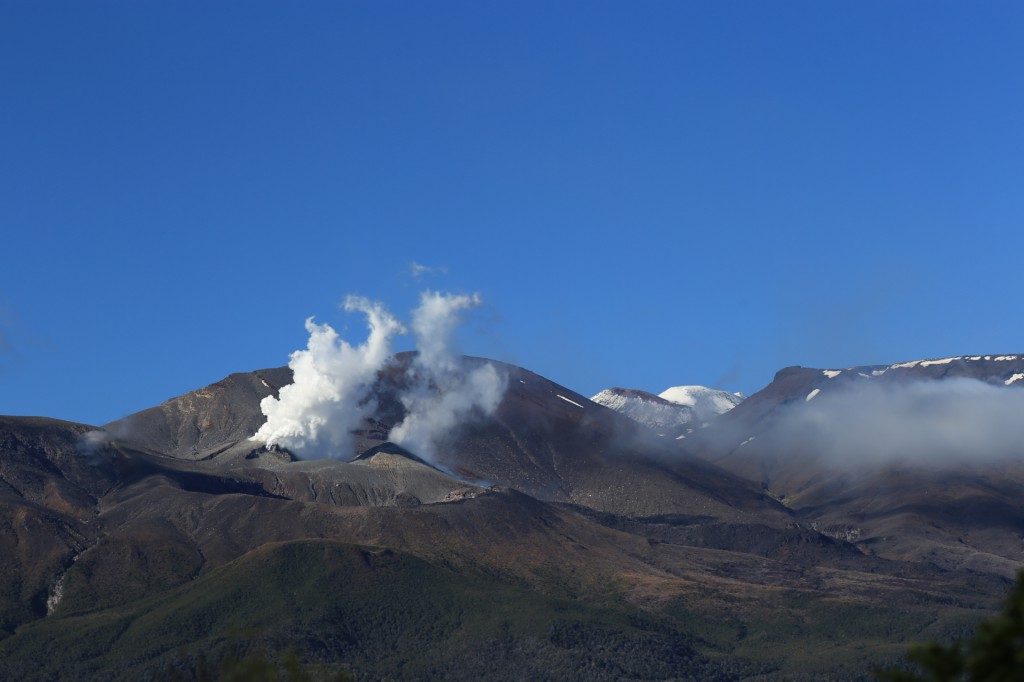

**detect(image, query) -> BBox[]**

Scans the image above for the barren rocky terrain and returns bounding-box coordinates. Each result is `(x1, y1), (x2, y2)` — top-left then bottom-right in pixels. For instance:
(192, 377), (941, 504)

(2, 353), (1021, 680)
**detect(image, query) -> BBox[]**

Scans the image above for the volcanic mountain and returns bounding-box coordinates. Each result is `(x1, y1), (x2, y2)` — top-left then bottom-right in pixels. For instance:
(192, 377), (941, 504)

(105, 353), (778, 520)
(591, 385), (744, 437)
(0, 353), (1017, 680)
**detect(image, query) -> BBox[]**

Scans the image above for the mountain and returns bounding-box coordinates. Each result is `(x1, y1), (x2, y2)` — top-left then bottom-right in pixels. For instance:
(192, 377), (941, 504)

(109, 353), (779, 520)
(0, 416), (114, 636)
(0, 354), (1018, 680)
(689, 354), (1024, 577)
(104, 366), (293, 460)
(591, 385), (743, 437)
(702, 354), (1024, 449)
(658, 385), (745, 420)
(590, 387), (693, 434)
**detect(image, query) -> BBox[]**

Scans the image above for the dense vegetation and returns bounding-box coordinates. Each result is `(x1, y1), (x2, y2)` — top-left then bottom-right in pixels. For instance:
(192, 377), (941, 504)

(0, 540), (754, 680)
(877, 571), (1024, 682)
(0, 537), (997, 681)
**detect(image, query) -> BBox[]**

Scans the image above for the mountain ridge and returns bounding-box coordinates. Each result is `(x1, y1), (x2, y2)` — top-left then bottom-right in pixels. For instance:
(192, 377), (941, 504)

(1, 351), (1021, 679)
(687, 353), (1024, 578)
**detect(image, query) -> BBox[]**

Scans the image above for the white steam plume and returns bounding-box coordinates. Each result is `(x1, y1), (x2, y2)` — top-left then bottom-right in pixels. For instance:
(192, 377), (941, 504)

(388, 292), (507, 459)
(253, 296), (405, 458)
(757, 377), (1024, 467)
(76, 429), (114, 464)
(253, 291), (506, 462)
(411, 291), (479, 370)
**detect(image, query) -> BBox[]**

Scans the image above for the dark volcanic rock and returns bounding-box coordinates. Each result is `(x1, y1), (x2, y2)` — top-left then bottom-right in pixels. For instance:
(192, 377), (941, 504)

(352, 441), (434, 468)
(104, 366), (292, 459)
(0, 417), (113, 635)
(0, 416), (117, 516)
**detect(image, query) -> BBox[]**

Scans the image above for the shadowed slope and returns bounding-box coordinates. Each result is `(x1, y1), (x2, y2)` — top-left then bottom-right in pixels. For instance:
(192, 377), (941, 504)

(687, 356), (1024, 576)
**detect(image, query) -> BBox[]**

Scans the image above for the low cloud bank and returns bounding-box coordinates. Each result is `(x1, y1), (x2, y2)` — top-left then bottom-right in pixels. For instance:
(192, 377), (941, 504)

(253, 291), (505, 460)
(752, 377), (1024, 467)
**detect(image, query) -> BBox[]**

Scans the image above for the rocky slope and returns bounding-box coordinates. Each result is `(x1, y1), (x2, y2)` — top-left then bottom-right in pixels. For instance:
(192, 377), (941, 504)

(109, 353), (782, 521)
(0, 354), (1019, 679)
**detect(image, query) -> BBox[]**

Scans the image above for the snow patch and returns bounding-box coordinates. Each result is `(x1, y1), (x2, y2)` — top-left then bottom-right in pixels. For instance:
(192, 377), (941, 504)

(260, 379), (271, 389)
(822, 370), (842, 379)
(556, 394), (585, 409)
(806, 388), (821, 402)
(1005, 374), (1024, 386)
(920, 357), (960, 367)
(893, 355), (1019, 367)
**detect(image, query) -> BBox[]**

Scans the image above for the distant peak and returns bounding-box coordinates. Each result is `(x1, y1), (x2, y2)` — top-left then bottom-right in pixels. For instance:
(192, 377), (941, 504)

(592, 387), (675, 405)
(658, 386), (745, 412)
(592, 384), (743, 434)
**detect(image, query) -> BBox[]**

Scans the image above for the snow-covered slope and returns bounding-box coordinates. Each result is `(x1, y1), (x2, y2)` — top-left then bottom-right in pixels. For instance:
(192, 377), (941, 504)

(658, 386), (745, 422)
(591, 385), (744, 436)
(590, 388), (691, 433)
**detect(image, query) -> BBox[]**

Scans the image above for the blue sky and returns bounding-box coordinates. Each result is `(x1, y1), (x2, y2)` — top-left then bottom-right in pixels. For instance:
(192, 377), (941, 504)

(2, 1), (1023, 425)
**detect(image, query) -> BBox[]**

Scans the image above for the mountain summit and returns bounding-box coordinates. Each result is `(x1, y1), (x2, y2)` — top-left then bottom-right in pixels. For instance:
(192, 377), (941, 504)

(591, 384), (743, 436)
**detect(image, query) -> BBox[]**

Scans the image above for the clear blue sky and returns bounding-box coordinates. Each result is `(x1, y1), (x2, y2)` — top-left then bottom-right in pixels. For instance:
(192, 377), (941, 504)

(2, 1), (1023, 425)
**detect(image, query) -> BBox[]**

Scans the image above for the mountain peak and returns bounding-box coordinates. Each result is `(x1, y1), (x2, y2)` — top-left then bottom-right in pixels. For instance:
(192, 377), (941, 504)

(658, 385), (745, 413)
(591, 384), (744, 436)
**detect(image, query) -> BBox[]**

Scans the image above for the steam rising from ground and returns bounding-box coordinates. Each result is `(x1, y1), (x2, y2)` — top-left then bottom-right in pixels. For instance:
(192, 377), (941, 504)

(750, 378), (1024, 467)
(254, 292), (505, 460)
(77, 429), (114, 463)
(389, 293), (505, 459)
(254, 296), (404, 458)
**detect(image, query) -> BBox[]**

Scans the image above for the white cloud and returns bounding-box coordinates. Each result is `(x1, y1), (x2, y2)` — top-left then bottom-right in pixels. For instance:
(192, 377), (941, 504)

(409, 261), (447, 279)
(752, 377), (1024, 467)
